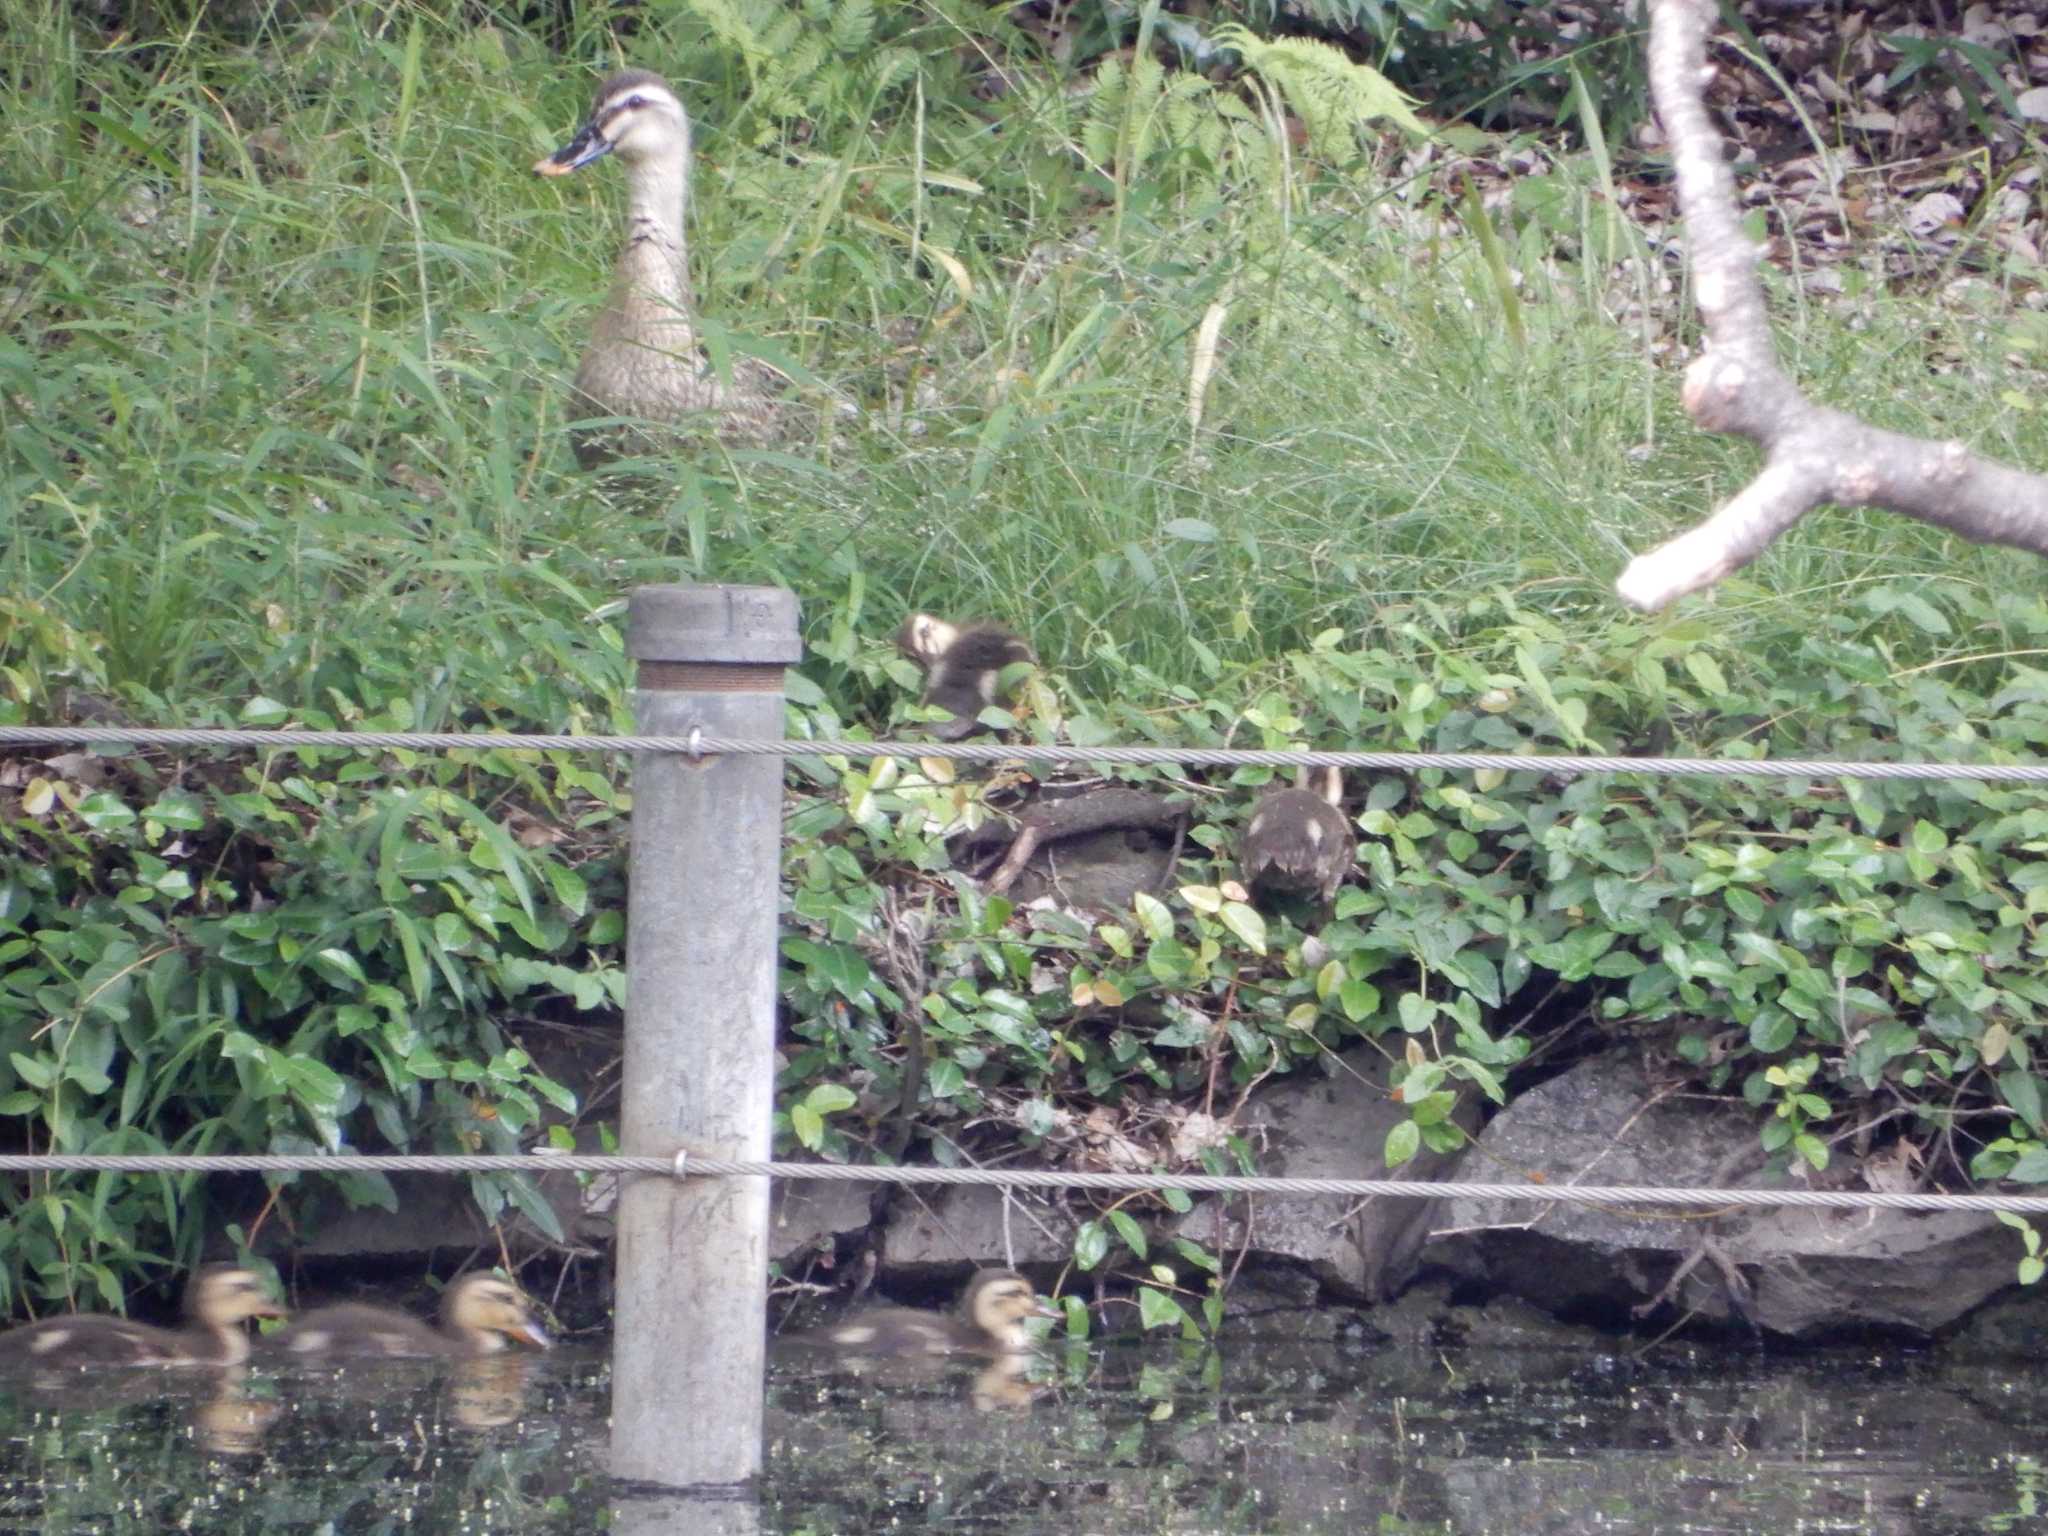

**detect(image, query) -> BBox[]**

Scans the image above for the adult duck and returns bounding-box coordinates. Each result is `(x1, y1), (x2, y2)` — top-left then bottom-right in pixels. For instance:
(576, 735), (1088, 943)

(535, 69), (783, 463)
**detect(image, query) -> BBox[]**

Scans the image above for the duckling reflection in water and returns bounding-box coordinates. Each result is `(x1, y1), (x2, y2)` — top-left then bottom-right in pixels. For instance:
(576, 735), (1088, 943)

(534, 69), (785, 463)
(449, 1353), (537, 1431)
(192, 1368), (282, 1456)
(270, 1272), (551, 1360)
(971, 1349), (1050, 1412)
(0, 1265), (282, 1370)
(794, 1269), (1058, 1360)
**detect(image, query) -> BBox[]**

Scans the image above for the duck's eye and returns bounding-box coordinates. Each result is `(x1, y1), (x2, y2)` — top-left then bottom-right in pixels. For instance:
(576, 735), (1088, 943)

(625, 95), (646, 110)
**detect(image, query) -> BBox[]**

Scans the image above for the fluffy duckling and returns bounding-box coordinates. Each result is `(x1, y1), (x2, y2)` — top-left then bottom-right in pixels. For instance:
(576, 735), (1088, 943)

(896, 613), (1035, 741)
(801, 1269), (1057, 1359)
(0, 1265), (282, 1369)
(1240, 766), (1356, 906)
(534, 69), (782, 463)
(270, 1272), (551, 1360)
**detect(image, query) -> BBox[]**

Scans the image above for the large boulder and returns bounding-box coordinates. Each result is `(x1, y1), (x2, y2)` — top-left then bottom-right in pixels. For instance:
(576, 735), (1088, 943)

(880, 1186), (1078, 1273)
(1426, 1052), (2017, 1336)
(771, 1178), (878, 1266)
(1170, 1048), (1476, 1300)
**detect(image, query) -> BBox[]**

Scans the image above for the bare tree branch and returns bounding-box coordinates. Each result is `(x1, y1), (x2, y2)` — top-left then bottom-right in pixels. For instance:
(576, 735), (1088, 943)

(1618, 0), (2048, 612)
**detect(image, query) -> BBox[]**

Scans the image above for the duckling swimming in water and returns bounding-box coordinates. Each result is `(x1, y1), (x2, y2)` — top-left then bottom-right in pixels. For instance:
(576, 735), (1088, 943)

(0, 1265), (283, 1369)
(896, 613), (1035, 741)
(1239, 765), (1355, 906)
(270, 1271), (551, 1360)
(797, 1268), (1057, 1358)
(535, 69), (783, 463)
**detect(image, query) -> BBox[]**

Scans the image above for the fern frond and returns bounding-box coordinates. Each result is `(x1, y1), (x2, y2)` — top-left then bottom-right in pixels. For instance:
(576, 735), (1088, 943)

(1212, 22), (1430, 156)
(683, 0), (769, 73)
(859, 47), (917, 101)
(832, 0), (876, 53)
(1080, 55), (1127, 169)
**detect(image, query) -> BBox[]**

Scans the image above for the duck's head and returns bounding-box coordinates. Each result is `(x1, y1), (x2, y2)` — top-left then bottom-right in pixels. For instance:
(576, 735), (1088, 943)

(187, 1265), (285, 1328)
(534, 69), (690, 178)
(963, 1270), (1058, 1347)
(443, 1273), (552, 1352)
(895, 611), (959, 666)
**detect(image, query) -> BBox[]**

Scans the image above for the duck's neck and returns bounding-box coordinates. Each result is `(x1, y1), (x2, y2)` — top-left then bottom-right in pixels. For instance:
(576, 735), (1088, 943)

(200, 1319), (251, 1366)
(979, 1317), (1029, 1353)
(614, 152), (694, 328)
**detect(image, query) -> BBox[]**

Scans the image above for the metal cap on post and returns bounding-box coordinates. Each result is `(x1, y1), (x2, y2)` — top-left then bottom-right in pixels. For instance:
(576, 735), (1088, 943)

(612, 585), (799, 1501)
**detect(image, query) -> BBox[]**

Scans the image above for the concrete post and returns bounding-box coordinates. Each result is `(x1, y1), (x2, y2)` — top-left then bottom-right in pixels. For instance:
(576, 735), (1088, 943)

(611, 584), (799, 1491)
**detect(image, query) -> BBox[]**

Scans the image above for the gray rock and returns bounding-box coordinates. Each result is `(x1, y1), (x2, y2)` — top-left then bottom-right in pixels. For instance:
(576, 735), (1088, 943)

(770, 1178), (876, 1265)
(880, 1185), (1078, 1272)
(284, 1176), (495, 1260)
(1171, 1048), (1476, 1300)
(1428, 1051), (2017, 1336)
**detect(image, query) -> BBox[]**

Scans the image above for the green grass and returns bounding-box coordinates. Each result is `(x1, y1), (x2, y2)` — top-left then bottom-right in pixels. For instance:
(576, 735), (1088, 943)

(3, 0), (2045, 730)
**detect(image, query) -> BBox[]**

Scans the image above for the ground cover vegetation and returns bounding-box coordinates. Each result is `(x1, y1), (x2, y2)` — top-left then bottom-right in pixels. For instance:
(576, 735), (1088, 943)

(2, 0), (2047, 1323)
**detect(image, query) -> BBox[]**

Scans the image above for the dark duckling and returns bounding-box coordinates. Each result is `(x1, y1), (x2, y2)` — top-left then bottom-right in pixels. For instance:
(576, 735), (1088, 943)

(0, 1265), (283, 1369)
(896, 613), (1036, 741)
(270, 1271), (551, 1360)
(1239, 765), (1356, 905)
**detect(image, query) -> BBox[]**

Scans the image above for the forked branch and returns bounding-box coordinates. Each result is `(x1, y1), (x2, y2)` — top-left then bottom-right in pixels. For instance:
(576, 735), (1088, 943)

(1619, 0), (2048, 612)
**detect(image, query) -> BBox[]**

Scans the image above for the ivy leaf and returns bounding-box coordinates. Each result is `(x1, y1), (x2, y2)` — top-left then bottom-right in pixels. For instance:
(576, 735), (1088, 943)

(1338, 979), (1380, 1023)
(1074, 1220), (1109, 1271)
(1315, 960), (1343, 1000)
(791, 1103), (824, 1150)
(1218, 902), (1267, 955)
(2002, 1069), (2046, 1136)
(1131, 892), (1175, 941)
(1749, 1011), (1797, 1054)
(1137, 1285), (1192, 1333)
(1109, 1210), (1148, 1259)
(1397, 992), (1434, 1033)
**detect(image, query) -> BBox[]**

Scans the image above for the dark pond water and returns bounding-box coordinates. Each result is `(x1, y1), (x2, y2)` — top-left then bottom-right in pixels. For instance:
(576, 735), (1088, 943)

(0, 1321), (2042, 1534)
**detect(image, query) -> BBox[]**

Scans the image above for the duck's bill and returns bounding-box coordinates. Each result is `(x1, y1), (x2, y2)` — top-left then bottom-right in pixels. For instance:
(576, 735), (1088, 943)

(1029, 1299), (1061, 1320)
(512, 1319), (554, 1350)
(533, 123), (612, 177)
